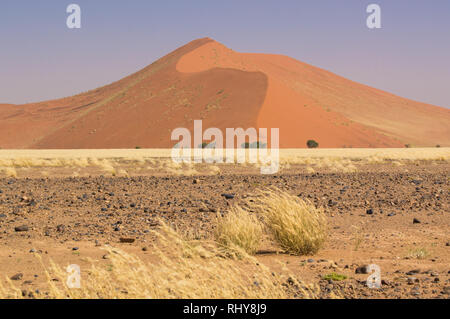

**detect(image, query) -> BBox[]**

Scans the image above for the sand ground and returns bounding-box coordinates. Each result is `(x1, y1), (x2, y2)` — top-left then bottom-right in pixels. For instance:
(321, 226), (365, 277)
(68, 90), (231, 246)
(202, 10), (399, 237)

(0, 150), (448, 299)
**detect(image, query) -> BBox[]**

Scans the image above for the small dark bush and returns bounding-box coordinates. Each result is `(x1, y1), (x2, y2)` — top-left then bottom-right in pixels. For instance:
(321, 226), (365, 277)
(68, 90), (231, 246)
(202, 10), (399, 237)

(306, 140), (319, 149)
(241, 141), (267, 149)
(199, 142), (216, 149)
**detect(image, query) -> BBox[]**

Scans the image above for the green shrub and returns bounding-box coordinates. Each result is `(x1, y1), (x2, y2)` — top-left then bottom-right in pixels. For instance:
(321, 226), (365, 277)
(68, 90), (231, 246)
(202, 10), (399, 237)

(323, 273), (347, 281)
(307, 140), (319, 149)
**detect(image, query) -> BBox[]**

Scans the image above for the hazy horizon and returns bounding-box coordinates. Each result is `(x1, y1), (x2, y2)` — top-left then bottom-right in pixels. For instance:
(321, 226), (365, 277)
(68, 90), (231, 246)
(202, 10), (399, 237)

(1, 0), (449, 108)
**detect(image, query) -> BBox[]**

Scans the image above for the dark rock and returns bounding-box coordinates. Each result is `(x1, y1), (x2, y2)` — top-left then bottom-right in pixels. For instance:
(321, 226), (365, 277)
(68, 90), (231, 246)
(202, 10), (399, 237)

(119, 237), (135, 243)
(14, 225), (29, 232)
(381, 279), (390, 286)
(221, 193), (235, 200)
(56, 224), (65, 233)
(11, 273), (23, 281)
(413, 218), (421, 224)
(406, 269), (420, 275)
(366, 209), (374, 215)
(355, 265), (370, 274)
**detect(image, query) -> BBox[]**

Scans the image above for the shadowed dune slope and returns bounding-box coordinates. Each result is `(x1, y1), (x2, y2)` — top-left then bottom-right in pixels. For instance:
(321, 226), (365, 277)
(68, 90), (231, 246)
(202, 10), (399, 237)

(1, 38), (449, 148)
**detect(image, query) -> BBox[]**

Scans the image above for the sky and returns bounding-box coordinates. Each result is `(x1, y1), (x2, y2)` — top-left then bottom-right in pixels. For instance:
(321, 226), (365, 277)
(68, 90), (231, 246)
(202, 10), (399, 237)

(0, 0), (449, 108)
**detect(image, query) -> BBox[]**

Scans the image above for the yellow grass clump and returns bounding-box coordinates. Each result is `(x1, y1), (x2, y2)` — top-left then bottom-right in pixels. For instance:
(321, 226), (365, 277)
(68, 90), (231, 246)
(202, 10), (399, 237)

(215, 206), (263, 255)
(251, 189), (327, 256)
(0, 167), (17, 178)
(305, 166), (315, 174)
(0, 222), (320, 299)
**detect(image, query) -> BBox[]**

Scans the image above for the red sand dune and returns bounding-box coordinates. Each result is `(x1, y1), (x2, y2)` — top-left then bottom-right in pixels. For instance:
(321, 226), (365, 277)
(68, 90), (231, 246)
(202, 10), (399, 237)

(0, 38), (449, 149)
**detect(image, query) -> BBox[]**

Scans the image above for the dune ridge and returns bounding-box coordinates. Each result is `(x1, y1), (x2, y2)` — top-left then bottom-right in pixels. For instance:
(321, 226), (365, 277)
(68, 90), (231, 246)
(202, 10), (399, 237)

(0, 37), (449, 149)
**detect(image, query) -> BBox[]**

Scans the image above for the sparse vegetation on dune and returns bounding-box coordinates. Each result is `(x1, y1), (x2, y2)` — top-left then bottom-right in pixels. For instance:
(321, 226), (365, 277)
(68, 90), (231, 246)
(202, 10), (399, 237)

(306, 140), (319, 149)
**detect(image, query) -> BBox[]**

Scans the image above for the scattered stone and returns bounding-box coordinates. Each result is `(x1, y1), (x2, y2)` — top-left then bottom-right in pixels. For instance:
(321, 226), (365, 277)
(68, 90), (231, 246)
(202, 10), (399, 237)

(381, 279), (390, 286)
(221, 193), (235, 200)
(11, 273), (23, 281)
(413, 218), (421, 224)
(72, 247), (79, 251)
(119, 237), (135, 243)
(430, 271), (439, 277)
(366, 209), (374, 215)
(56, 224), (65, 233)
(15, 225), (29, 232)
(355, 265), (370, 274)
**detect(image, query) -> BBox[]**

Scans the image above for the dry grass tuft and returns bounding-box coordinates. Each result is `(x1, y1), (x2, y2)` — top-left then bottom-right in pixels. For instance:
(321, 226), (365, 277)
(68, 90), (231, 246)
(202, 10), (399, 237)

(350, 225), (365, 251)
(305, 166), (315, 174)
(0, 167), (17, 178)
(250, 189), (327, 255)
(0, 222), (320, 299)
(215, 207), (263, 255)
(407, 247), (429, 260)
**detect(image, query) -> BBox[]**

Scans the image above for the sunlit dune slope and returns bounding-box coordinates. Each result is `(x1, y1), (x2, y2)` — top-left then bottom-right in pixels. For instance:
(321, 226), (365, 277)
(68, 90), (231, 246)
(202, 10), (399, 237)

(1, 38), (449, 149)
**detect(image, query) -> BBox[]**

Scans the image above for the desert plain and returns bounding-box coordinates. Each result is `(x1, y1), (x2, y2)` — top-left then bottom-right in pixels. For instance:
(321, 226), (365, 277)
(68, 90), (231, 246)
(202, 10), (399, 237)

(0, 148), (448, 299)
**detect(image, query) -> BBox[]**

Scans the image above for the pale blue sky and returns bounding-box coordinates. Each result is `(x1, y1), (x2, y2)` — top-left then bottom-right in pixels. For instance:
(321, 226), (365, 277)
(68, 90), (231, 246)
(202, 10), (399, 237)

(0, 0), (449, 107)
